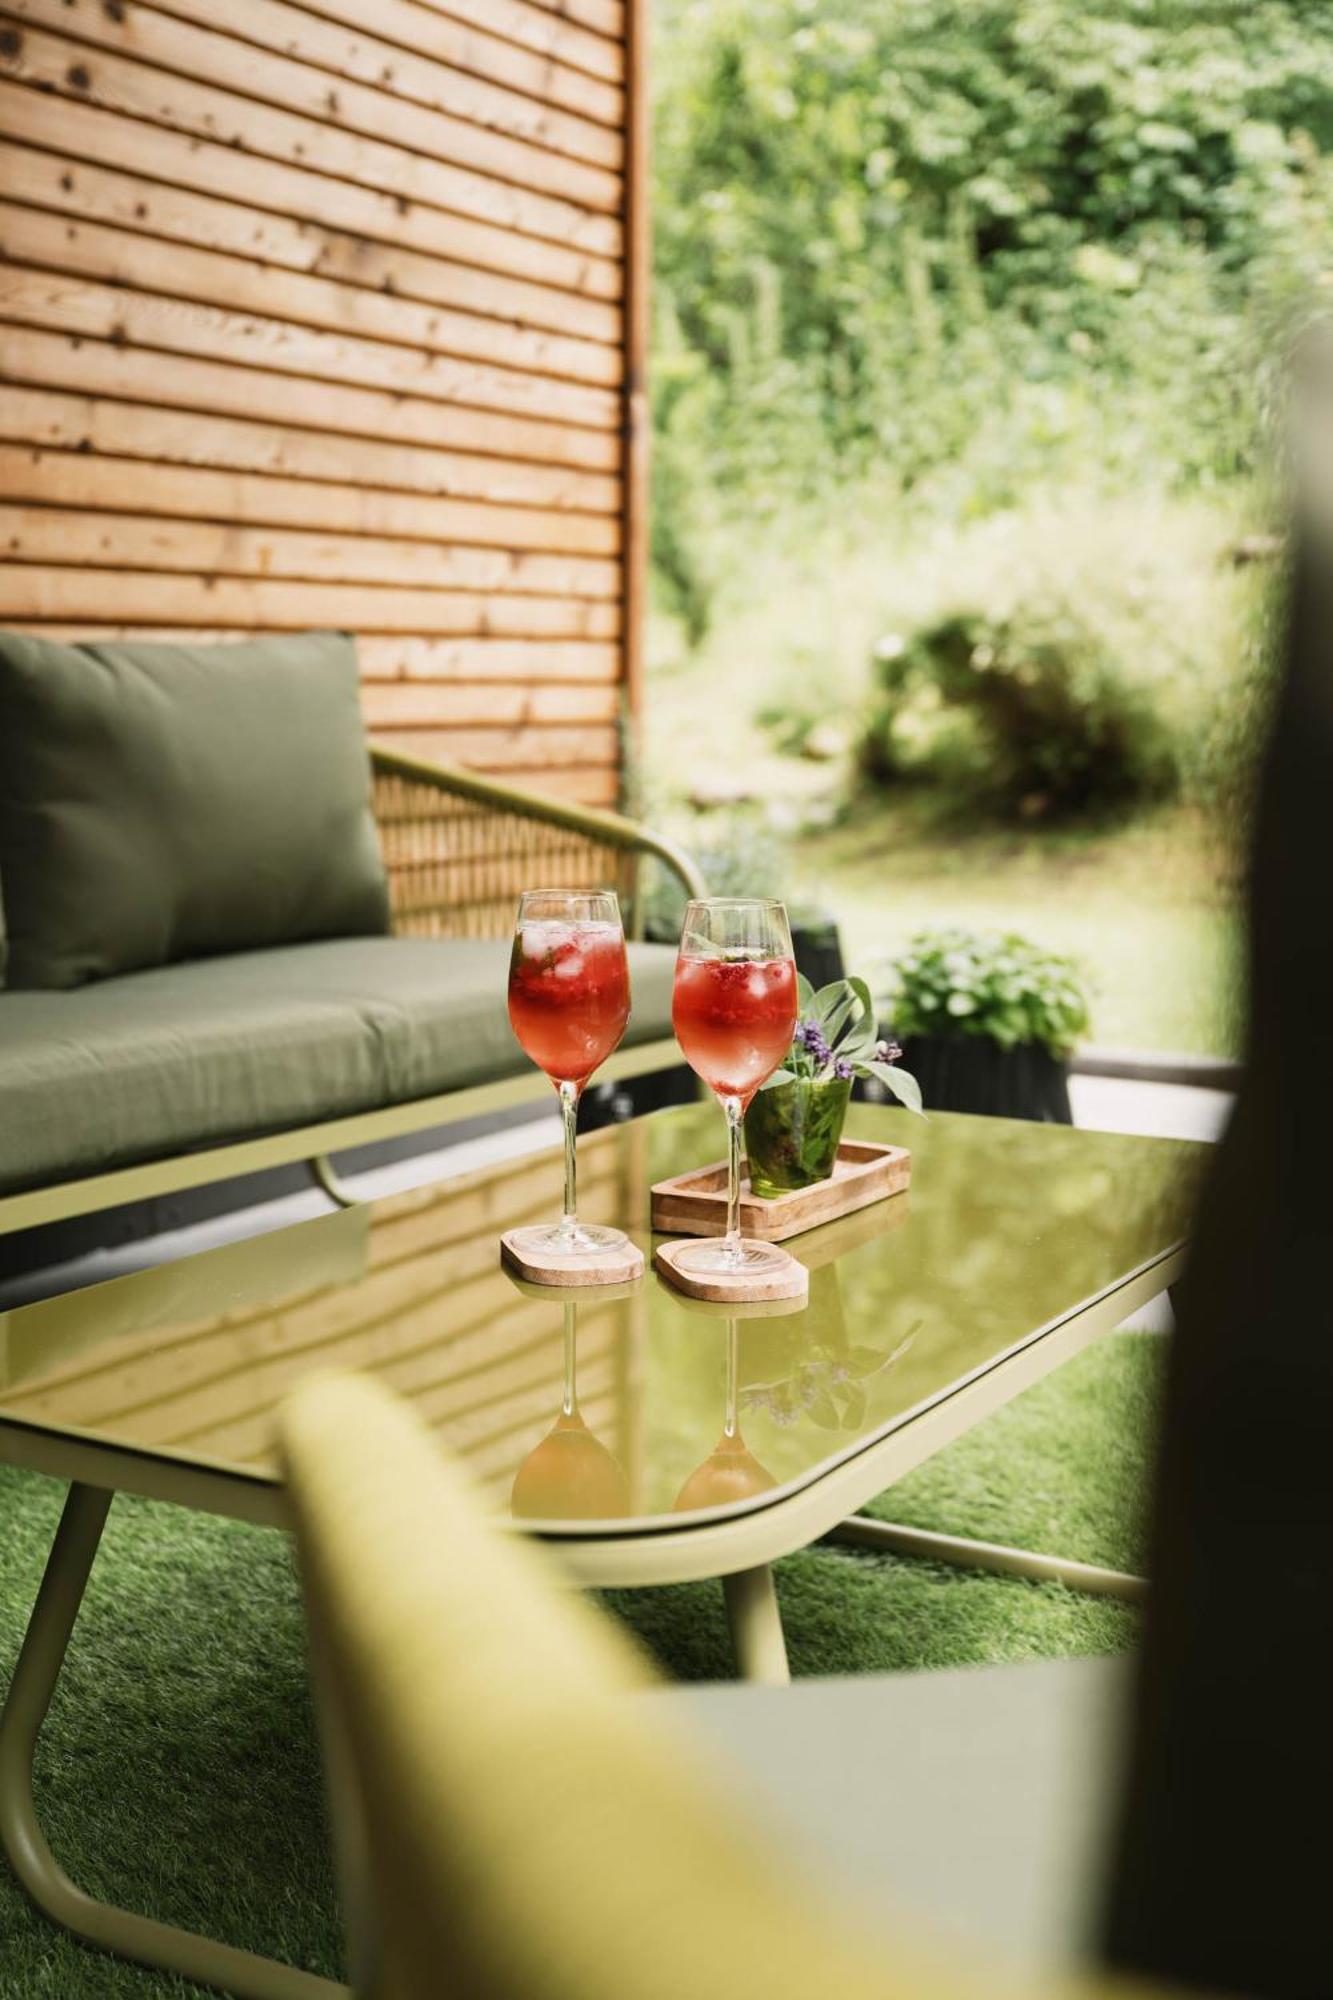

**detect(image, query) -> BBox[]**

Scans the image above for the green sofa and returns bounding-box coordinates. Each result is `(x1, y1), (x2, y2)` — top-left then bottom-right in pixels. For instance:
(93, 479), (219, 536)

(0, 633), (701, 1236)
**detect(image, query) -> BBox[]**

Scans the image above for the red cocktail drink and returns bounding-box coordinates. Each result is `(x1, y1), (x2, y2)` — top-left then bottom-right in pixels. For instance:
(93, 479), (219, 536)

(508, 919), (630, 1091)
(504, 890), (634, 1265)
(667, 897), (799, 1285)
(671, 955), (798, 1106)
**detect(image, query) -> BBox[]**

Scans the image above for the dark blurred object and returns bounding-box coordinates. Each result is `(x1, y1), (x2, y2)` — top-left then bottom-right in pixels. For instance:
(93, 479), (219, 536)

(898, 1036), (1072, 1123)
(581, 1064), (696, 1128)
(1103, 337), (1331, 1998)
(791, 915), (846, 991)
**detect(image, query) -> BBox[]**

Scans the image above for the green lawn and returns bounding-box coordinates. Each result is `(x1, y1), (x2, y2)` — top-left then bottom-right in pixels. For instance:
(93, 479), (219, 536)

(0, 1334), (1163, 1996)
(790, 798), (1243, 1057)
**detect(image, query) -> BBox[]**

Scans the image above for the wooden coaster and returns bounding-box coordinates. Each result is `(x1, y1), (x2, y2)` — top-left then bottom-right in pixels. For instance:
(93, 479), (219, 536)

(500, 1230), (644, 1288)
(654, 1238), (809, 1304)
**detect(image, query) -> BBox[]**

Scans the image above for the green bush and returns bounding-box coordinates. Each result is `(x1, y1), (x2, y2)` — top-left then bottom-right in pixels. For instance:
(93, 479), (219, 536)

(886, 928), (1092, 1056)
(861, 603), (1178, 812)
(852, 494), (1272, 816)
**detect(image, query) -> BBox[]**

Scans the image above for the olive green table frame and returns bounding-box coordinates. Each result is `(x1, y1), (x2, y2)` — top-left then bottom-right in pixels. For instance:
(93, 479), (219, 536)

(0, 1236), (1182, 2000)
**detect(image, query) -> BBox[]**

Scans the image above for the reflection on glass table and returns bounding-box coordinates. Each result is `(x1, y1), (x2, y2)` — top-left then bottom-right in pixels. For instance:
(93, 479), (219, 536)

(674, 1306), (784, 1514)
(510, 1296), (629, 1523)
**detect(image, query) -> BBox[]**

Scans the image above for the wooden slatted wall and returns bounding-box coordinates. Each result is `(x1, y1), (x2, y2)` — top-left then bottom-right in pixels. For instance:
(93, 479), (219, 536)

(0, 0), (645, 807)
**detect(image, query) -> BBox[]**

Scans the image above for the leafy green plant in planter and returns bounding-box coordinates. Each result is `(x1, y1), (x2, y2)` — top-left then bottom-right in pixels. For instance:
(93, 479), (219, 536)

(641, 809), (847, 987)
(885, 930), (1091, 1124)
(745, 975), (922, 1198)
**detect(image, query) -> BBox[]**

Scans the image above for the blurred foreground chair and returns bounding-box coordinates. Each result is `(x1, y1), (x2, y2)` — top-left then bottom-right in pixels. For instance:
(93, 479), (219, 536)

(281, 1372), (1186, 2000)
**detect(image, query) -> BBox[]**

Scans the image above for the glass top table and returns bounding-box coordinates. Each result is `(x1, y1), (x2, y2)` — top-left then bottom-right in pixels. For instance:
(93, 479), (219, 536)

(0, 1105), (1198, 1552)
(0, 1104), (1199, 2000)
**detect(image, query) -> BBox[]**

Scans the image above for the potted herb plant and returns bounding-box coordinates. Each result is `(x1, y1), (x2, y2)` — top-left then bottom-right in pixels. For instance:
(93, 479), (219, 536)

(884, 929), (1090, 1123)
(744, 975), (923, 1197)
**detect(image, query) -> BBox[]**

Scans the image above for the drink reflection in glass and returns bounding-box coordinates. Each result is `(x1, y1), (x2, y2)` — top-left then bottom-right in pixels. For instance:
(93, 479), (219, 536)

(675, 1316), (776, 1512)
(506, 888), (631, 1260)
(671, 898), (799, 1282)
(512, 1299), (629, 1522)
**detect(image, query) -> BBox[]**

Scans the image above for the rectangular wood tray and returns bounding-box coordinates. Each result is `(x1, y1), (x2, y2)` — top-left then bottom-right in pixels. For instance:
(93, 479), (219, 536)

(651, 1139), (911, 1244)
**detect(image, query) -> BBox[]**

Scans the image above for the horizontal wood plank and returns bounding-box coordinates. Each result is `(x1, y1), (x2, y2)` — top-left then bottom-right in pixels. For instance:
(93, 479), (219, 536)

(359, 635), (619, 682)
(0, 506), (620, 598)
(0, 21), (622, 259)
(24, 624), (622, 683)
(519, 0), (625, 39)
(420, 0), (623, 84)
(0, 446), (619, 557)
(0, 568), (621, 636)
(0, 327), (621, 512)
(0, 209), (620, 408)
(0, 78), (620, 303)
(7, 0), (622, 218)
(0, 390), (622, 533)
(360, 681), (618, 725)
(145, 0), (622, 169)
(292, 0), (622, 129)
(0, 126), (621, 348)
(371, 723), (620, 770)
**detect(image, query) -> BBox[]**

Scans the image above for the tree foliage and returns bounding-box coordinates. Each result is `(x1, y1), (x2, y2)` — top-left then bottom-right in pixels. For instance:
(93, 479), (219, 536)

(651, 0), (1333, 633)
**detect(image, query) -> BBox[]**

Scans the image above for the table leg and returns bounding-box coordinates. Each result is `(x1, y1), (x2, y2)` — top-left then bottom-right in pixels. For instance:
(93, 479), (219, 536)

(824, 1515), (1146, 1600)
(0, 1482), (347, 2000)
(723, 1565), (791, 1684)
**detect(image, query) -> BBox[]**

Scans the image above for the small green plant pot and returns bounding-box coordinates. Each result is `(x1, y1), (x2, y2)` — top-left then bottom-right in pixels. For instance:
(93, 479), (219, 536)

(744, 1077), (852, 1199)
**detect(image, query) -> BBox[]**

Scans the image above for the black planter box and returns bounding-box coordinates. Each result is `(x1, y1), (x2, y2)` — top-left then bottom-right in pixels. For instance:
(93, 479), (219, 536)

(898, 1035), (1072, 1124)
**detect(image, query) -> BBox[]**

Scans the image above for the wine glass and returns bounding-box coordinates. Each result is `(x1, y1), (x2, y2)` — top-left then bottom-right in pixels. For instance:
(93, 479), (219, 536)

(671, 897), (799, 1281)
(512, 1299), (629, 1521)
(506, 889), (631, 1259)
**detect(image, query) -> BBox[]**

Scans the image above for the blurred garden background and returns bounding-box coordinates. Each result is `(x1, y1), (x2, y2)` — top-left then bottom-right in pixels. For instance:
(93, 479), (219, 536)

(643, 0), (1333, 1055)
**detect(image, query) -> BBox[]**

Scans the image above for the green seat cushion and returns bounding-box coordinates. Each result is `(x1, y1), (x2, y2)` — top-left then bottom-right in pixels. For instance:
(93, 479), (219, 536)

(0, 937), (678, 1195)
(0, 630), (388, 990)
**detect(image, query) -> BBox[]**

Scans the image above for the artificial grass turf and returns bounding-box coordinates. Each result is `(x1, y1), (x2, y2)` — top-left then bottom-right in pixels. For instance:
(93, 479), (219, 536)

(0, 1331), (1163, 1998)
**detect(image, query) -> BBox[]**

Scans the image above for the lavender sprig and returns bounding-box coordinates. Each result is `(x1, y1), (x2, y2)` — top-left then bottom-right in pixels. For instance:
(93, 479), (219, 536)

(767, 974), (923, 1114)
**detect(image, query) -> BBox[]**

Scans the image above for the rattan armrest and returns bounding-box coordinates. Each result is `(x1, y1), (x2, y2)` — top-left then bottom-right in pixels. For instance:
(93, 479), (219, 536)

(369, 743), (704, 939)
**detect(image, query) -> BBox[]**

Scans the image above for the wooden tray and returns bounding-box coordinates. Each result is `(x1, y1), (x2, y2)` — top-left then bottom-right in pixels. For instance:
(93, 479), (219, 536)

(651, 1140), (911, 1244)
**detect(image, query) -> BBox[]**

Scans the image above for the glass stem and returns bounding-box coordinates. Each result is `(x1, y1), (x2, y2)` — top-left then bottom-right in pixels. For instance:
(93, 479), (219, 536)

(562, 1299), (577, 1419)
(559, 1078), (580, 1239)
(724, 1317), (739, 1440)
(723, 1093), (744, 1265)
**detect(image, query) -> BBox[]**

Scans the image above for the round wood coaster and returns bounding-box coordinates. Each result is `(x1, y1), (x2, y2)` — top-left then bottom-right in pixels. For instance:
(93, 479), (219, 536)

(653, 1239), (809, 1304)
(500, 1230), (644, 1288)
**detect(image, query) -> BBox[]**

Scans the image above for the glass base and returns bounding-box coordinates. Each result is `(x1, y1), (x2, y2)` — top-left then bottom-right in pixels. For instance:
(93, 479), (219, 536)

(506, 1220), (630, 1261)
(669, 1236), (792, 1278)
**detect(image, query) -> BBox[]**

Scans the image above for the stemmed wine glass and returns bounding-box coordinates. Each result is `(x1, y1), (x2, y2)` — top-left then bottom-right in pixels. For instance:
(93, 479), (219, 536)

(671, 897), (799, 1281)
(506, 888), (631, 1260)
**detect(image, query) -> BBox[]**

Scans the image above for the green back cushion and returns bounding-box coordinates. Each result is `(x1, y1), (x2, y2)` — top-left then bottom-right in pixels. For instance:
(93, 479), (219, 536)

(0, 630), (389, 990)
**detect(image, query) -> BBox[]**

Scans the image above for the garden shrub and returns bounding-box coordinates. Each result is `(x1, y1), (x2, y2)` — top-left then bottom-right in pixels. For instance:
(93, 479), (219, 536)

(861, 603), (1178, 812)
(855, 496), (1270, 816)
